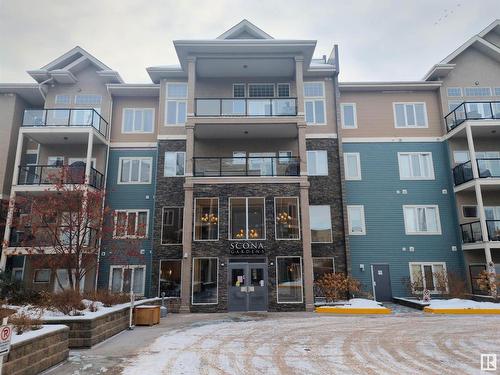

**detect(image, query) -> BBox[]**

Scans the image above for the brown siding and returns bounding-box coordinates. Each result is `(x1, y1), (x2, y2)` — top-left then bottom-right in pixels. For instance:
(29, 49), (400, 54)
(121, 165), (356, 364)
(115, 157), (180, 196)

(110, 96), (159, 143)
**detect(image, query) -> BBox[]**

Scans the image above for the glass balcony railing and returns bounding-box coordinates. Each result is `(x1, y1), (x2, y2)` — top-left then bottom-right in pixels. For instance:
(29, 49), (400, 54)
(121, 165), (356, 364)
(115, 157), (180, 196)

(487, 220), (500, 241)
(22, 108), (108, 137)
(193, 156), (300, 177)
(9, 226), (98, 248)
(452, 158), (500, 186)
(445, 101), (500, 131)
(18, 165), (104, 190)
(195, 98), (297, 117)
(460, 220), (500, 243)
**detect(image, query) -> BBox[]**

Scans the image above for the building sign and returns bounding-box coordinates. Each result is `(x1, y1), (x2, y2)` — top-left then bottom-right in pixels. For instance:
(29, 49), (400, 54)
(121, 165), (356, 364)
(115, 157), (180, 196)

(229, 242), (265, 255)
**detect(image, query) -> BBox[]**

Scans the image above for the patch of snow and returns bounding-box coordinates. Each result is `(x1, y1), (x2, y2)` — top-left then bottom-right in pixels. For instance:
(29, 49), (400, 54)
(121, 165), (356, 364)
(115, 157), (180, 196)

(428, 298), (500, 310)
(393, 297), (430, 306)
(11, 324), (67, 345)
(321, 298), (384, 309)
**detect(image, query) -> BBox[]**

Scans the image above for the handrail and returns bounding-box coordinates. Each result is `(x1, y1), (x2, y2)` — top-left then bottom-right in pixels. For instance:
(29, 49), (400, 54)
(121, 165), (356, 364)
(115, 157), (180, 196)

(445, 101), (500, 132)
(18, 164), (104, 190)
(193, 156), (300, 177)
(195, 97), (298, 117)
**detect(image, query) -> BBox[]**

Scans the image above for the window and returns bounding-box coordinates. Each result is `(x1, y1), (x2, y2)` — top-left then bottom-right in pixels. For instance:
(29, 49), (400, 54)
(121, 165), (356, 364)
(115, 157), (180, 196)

(74, 94), (102, 106)
(55, 95), (71, 105)
(276, 257), (303, 303)
(229, 198), (265, 240)
(194, 198), (219, 240)
(347, 205), (366, 235)
(447, 87), (462, 97)
(393, 103), (428, 128)
(164, 152), (185, 177)
(166, 83), (187, 125)
(495, 88), (500, 96)
(409, 262), (446, 293)
(304, 82), (326, 125)
(313, 258), (334, 297)
(48, 156), (64, 166)
(344, 153), (361, 180)
(233, 84), (246, 98)
(277, 83), (290, 97)
(310, 205), (332, 243)
(403, 205), (441, 234)
(12, 268), (24, 281)
(109, 265), (146, 295)
(33, 269), (50, 283)
(161, 207), (183, 245)
(464, 87), (491, 97)
(122, 108), (154, 133)
(398, 152), (435, 180)
(159, 260), (181, 297)
(192, 258), (218, 304)
(307, 150), (328, 176)
(275, 197), (300, 240)
(54, 269), (85, 293)
(118, 157), (152, 184)
(469, 265), (487, 295)
(462, 205), (478, 218)
(248, 84), (274, 97)
(114, 210), (149, 238)
(341, 103), (357, 129)
(453, 151), (470, 164)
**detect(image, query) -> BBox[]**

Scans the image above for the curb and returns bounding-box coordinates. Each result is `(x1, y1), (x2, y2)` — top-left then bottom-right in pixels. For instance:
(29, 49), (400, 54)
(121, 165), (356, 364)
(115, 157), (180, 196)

(423, 307), (500, 314)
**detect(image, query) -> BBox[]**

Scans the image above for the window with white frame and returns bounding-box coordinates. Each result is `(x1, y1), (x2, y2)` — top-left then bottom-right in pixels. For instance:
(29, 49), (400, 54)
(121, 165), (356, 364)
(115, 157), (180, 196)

(229, 197), (265, 240)
(403, 205), (441, 234)
(114, 210), (149, 238)
(161, 207), (183, 245)
(54, 269), (85, 293)
(307, 150), (328, 176)
(341, 103), (357, 129)
(164, 152), (185, 177)
(276, 256), (303, 303)
(398, 152), (434, 180)
(304, 82), (326, 125)
(464, 87), (491, 97)
(122, 108), (154, 133)
(277, 83), (290, 97)
(109, 265), (146, 295)
(55, 95), (71, 105)
(74, 94), (102, 106)
(166, 83), (187, 125)
(33, 269), (51, 283)
(347, 205), (366, 235)
(310, 205), (332, 243)
(447, 87), (462, 97)
(192, 257), (218, 304)
(248, 84), (274, 97)
(393, 103), (428, 128)
(118, 157), (152, 184)
(495, 88), (500, 96)
(462, 205), (478, 218)
(233, 84), (246, 98)
(344, 153), (361, 180)
(409, 262), (447, 293)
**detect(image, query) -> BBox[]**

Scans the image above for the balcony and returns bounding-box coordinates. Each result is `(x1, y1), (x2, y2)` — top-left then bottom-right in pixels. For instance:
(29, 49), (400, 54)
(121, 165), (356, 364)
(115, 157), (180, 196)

(193, 156), (300, 177)
(9, 226), (98, 248)
(195, 98), (297, 117)
(461, 220), (500, 243)
(452, 158), (500, 186)
(17, 165), (105, 190)
(22, 108), (108, 138)
(445, 101), (500, 132)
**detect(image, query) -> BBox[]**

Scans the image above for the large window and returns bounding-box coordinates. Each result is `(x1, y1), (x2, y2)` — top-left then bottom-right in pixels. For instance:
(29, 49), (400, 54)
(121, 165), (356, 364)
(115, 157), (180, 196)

(33, 269), (51, 283)
(398, 152), (434, 180)
(164, 152), (185, 177)
(159, 260), (181, 297)
(54, 269), (85, 293)
(114, 210), (149, 238)
(161, 207), (183, 245)
(409, 262), (446, 293)
(109, 265), (146, 295)
(229, 198), (265, 240)
(275, 197), (300, 240)
(344, 153), (361, 180)
(118, 157), (152, 184)
(304, 82), (326, 125)
(276, 257), (303, 303)
(122, 108), (154, 133)
(313, 258), (335, 297)
(341, 103), (357, 129)
(194, 198), (219, 241)
(192, 258), (218, 304)
(310, 205), (332, 243)
(307, 150), (328, 176)
(393, 103), (428, 128)
(166, 83), (187, 125)
(347, 205), (366, 235)
(403, 205), (441, 235)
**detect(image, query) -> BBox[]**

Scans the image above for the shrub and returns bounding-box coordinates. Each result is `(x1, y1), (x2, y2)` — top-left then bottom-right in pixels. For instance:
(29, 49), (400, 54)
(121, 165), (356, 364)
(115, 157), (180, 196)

(49, 290), (85, 315)
(401, 276), (423, 299)
(84, 289), (130, 307)
(10, 311), (42, 335)
(434, 270), (468, 299)
(315, 273), (361, 302)
(0, 271), (43, 305)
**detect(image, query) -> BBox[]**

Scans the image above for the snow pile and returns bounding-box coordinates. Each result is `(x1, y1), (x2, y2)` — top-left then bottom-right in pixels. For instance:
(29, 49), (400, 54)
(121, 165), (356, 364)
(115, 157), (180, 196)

(324, 298), (385, 309)
(11, 325), (67, 344)
(428, 298), (500, 310)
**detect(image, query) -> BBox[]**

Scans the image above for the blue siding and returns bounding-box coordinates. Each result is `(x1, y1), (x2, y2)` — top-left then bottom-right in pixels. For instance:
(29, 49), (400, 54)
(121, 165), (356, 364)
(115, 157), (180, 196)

(97, 148), (157, 296)
(344, 142), (464, 297)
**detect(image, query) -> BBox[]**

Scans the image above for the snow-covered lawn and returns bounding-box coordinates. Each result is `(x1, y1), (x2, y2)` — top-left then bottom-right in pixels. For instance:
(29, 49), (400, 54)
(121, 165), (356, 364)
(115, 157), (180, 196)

(428, 298), (500, 310)
(11, 324), (67, 344)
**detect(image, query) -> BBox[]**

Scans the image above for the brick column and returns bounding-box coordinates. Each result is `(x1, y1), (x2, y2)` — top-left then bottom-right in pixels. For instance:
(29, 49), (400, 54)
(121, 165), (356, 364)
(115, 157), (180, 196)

(179, 182), (194, 313)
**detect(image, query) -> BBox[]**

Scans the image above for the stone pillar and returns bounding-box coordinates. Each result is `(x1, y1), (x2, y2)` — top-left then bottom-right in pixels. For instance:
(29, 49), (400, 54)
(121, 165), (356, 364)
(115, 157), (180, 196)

(295, 56), (305, 117)
(297, 122), (308, 176)
(187, 57), (196, 117)
(179, 182), (194, 313)
(300, 179), (314, 311)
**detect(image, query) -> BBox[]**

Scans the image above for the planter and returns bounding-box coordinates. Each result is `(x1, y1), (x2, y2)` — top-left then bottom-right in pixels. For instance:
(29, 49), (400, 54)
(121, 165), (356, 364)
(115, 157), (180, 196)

(134, 306), (160, 326)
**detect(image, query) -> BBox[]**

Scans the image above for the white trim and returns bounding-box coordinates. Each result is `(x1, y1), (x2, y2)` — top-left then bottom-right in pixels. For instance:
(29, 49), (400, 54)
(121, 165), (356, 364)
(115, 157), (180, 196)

(117, 156), (153, 184)
(157, 135), (187, 140)
(158, 259), (182, 297)
(193, 197), (219, 241)
(110, 142), (158, 148)
(305, 133), (337, 139)
(370, 265), (376, 300)
(408, 262), (448, 294)
(343, 152), (362, 181)
(393, 102), (429, 128)
(108, 264), (146, 296)
(165, 82), (188, 126)
(121, 108), (155, 134)
(397, 152), (435, 180)
(113, 209), (150, 239)
(276, 256), (304, 304)
(306, 150), (329, 176)
(340, 103), (357, 129)
(228, 197), (266, 240)
(164, 151), (186, 177)
(304, 81), (326, 126)
(341, 137), (442, 143)
(191, 257), (219, 305)
(161, 206), (183, 245)
(347, 205), (366, 235)
(274, 197), (301, 241)
(309, 205), (333, 243)
(403, 205), (442, 235)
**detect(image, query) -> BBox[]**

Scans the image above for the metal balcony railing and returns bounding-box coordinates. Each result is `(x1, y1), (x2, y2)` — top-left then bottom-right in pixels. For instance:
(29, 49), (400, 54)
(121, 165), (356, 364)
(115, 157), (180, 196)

(195, 98), (297, 117)
(9, 226), (98, 248)
(453, 158), (500, 186)
(18, 165), (104, 190)
(445, 101), (500, 131)
(460, 220), (500, 243)
(193, 156), (300, 177)
(487, 220), (500, 241)
(22, 108), (108, 137)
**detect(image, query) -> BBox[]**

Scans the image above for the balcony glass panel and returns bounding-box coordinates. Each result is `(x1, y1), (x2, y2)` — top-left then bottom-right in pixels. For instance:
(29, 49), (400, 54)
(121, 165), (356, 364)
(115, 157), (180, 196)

(221, 99), (246, 116)
(452, 161), (473, 185)
(46, 109), (70, 125)
(196, 100), (220, 116)
(487, 220), (500, 241)
(477, 158), (500, 178)
(445, 101), (500, 131)
(193, 157), (300, 177)
(23, 110), (46, 126)
(460, 221), (482, 243)
(248, 100), (271, 116)
(272, 99), (296, 116)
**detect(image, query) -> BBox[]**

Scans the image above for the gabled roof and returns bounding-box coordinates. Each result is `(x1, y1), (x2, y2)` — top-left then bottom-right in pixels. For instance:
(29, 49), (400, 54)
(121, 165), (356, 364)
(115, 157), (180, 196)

(217, 19), (273, 40)
(27, 46), (123, 84)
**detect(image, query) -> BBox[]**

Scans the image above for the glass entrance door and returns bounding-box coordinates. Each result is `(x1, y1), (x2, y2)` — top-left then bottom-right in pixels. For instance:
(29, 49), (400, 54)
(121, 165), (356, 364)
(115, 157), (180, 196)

(228, 263), (267, 312)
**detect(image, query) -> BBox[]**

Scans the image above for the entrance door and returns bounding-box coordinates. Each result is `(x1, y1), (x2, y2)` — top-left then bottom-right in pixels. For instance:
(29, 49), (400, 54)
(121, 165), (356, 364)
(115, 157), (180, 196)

(228, 263), (267, 311)
(372, 264), (392, 302)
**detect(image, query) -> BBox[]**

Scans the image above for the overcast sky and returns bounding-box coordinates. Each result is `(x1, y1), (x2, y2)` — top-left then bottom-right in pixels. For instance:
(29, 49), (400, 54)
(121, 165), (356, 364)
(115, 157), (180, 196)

(1, 0), (499, 83)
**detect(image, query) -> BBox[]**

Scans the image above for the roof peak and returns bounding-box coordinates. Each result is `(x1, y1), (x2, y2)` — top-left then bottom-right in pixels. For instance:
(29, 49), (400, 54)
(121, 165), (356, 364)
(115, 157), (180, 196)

(217, 19), (273, 40)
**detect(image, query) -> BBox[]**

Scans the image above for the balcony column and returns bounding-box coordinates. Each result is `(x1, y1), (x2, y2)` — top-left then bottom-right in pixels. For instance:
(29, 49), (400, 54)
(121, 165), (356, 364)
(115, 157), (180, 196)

(187, 56), (196, 117)
(465, 124), (479, 179)
(12, 131), (25, 186)
(300, 179), (314, 311)
(0, 192), (16, 271)
(85, 130), (94, 184)
(185, 122), (194, 177)
(297, 122), (308, 176)
(474, 183), (490, 243)
(295, 56), (305, 117)
(179, 182), (194, 313)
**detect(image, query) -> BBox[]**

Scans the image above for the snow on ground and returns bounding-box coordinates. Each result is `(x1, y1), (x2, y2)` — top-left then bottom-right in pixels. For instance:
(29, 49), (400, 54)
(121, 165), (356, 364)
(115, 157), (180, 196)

(341, 298), (384, 308)
(11, 324), (67, 345)
(428, 298), (500, 309)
